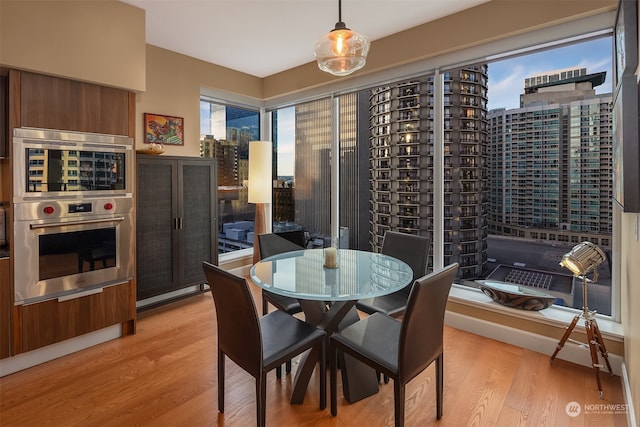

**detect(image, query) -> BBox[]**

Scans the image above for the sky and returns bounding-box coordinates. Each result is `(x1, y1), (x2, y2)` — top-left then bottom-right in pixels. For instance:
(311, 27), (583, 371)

(487, 37), (612, 110)
(275, 107), (296, 177)
(276, 37), (613, 176)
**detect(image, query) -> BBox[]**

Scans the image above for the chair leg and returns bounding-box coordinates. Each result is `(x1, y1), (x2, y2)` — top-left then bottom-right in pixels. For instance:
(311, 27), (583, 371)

(393, 380), (405, 427)
(330, 342), (338, 416)
(436, 353), (443, 420)
(257, 373), (267, 427)
(274, 360), (291, 379)
(218, 349), (225, 413)
(376, 371), (390, 384)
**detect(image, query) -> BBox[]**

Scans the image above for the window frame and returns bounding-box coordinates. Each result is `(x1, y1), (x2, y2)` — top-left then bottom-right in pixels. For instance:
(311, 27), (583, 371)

(208, 11), (620, 324)
(200, 95), (264, 261)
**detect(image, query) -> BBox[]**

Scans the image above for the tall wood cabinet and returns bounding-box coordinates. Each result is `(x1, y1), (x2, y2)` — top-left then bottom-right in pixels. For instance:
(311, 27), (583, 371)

(3, 70), (136, 357)
(136, 155), (217, 303)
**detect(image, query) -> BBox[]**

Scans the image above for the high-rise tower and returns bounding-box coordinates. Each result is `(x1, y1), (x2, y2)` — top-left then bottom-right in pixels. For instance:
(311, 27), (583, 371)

(369, 66), (490, 279)
(489, 68), (612, 248)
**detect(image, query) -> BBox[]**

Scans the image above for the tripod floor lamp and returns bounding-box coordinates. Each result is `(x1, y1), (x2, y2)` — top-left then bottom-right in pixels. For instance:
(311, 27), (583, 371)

(549, 241), (613, 399)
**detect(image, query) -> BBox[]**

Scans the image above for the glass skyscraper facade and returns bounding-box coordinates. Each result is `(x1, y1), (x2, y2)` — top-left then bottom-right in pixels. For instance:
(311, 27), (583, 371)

(291, 94), (370, 249)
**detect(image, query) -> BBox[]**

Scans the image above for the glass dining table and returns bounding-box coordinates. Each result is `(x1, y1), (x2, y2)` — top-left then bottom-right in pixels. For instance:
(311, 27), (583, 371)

(250, 248), (413, 404)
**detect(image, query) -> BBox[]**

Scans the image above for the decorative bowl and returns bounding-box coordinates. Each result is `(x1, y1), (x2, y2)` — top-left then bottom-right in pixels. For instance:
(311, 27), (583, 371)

(477, 280), (556, 311)
(136, 143), (164, 155)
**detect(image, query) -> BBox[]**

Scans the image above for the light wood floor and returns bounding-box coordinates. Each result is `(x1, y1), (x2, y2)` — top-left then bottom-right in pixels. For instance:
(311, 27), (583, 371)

(0, 284), (627, 427)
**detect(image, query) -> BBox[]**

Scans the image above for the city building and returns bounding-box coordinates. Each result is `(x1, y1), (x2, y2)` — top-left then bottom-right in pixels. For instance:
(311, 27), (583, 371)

(290, 93), (370, 250)
(369, 66), (490, 279)
(489, 68), (613, 248)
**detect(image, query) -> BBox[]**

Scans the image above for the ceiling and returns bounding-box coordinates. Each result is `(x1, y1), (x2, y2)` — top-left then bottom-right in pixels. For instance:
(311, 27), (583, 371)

(120, 0), (489, 78)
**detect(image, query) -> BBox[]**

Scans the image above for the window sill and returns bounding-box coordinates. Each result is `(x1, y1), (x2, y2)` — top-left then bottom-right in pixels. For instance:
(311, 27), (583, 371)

(448, 283), (624, 341)
(219, 247), (253, 263)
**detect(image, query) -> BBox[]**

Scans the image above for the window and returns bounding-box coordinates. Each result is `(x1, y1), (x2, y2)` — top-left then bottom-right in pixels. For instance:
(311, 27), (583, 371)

(241, 15), (615, 317)
(264, 36), (614, 314)
(486, 37), (612, 314)
(271, 95), (367, 249)
(200, 99), (260, 255)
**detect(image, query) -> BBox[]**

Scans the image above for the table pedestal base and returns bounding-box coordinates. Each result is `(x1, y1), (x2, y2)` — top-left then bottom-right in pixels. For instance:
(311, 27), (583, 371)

(290, 300), (379, 404)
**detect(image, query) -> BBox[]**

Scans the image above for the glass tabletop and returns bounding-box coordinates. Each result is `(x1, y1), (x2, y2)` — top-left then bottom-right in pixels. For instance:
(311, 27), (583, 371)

(249, 248), (413, 301)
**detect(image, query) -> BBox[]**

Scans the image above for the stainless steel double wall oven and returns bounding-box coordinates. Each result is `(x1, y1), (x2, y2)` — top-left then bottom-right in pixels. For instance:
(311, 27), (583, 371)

(13, 128), (135, 305)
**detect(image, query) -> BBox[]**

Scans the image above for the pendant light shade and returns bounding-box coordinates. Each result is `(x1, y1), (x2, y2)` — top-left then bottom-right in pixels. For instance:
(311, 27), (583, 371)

(315, 0), (370, 76)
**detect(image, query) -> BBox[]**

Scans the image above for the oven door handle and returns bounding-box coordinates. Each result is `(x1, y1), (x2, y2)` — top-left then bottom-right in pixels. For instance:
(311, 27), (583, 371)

(30, 216), (126, 229)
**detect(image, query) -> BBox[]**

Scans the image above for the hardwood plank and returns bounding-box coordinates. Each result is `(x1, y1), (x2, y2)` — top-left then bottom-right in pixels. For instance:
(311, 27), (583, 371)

(0, 284), (627, 427)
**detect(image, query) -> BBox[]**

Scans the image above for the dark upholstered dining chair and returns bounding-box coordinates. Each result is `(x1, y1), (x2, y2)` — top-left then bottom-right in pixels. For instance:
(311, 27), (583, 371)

(257, 232), (305, 378)
(330, 263), (459, 427)
(356, 231), (430, 317)
(202, 261), (326, 427)
(258, 232), (305, 316)
(271, 229), (307, 248)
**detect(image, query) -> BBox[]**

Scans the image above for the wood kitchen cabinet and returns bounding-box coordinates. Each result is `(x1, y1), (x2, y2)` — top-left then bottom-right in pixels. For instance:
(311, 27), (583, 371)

(17, 70), (134, 137)
(16, 281), (135, 353)
(136, 155), (217, 304)
(3, 69), (137, 357)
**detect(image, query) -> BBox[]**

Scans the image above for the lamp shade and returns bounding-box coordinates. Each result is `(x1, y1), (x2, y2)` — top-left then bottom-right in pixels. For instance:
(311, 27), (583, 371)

(315, 22), (370, 76)
(559, 241), (606, 277)
(248, 141), (272, 204)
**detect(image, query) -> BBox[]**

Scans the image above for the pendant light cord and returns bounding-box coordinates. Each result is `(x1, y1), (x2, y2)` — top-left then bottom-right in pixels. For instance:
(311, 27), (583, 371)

(338, 0), (342, 22)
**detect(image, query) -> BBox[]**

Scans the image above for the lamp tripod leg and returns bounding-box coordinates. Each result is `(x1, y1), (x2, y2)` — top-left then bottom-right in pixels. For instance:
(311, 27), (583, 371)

(591, 319), (613, 375)
(584, 319), (604, 399)
(550, 314), (580, 363)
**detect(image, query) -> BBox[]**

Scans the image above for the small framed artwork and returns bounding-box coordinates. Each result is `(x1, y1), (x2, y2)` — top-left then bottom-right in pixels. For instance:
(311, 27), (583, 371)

(144, 113), (184, 145)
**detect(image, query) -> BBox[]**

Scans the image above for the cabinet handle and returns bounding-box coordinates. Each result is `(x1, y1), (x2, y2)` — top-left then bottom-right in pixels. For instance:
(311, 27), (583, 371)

(179, 217), (183, 229)
(174, 217), (179, 229)
(58, 287), (104, 302)
(30, 217), (125, 229)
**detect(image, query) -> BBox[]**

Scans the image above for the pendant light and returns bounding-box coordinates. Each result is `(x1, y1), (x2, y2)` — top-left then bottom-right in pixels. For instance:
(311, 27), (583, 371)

(314, 0), (370, 76)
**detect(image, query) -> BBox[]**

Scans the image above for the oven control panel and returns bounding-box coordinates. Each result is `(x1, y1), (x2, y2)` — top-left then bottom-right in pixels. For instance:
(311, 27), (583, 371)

(68, 202), (92, 214)
(14, 197), (133, 222)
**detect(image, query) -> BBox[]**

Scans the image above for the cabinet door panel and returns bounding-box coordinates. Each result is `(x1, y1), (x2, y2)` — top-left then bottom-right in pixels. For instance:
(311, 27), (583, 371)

(136, 156), (217, 303)
(136, 159), (177, 300)
(19, 282), (133, 353)
(179, 161), (215, 286)
(19, 71), (131, 136)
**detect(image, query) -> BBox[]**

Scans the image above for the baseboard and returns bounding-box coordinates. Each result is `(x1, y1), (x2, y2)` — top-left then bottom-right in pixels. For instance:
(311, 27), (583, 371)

(445, 310), (624, 376)
(621, 362), (638, 427)
(136, 285), (206, 310)
(0, 325), (122, 377)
